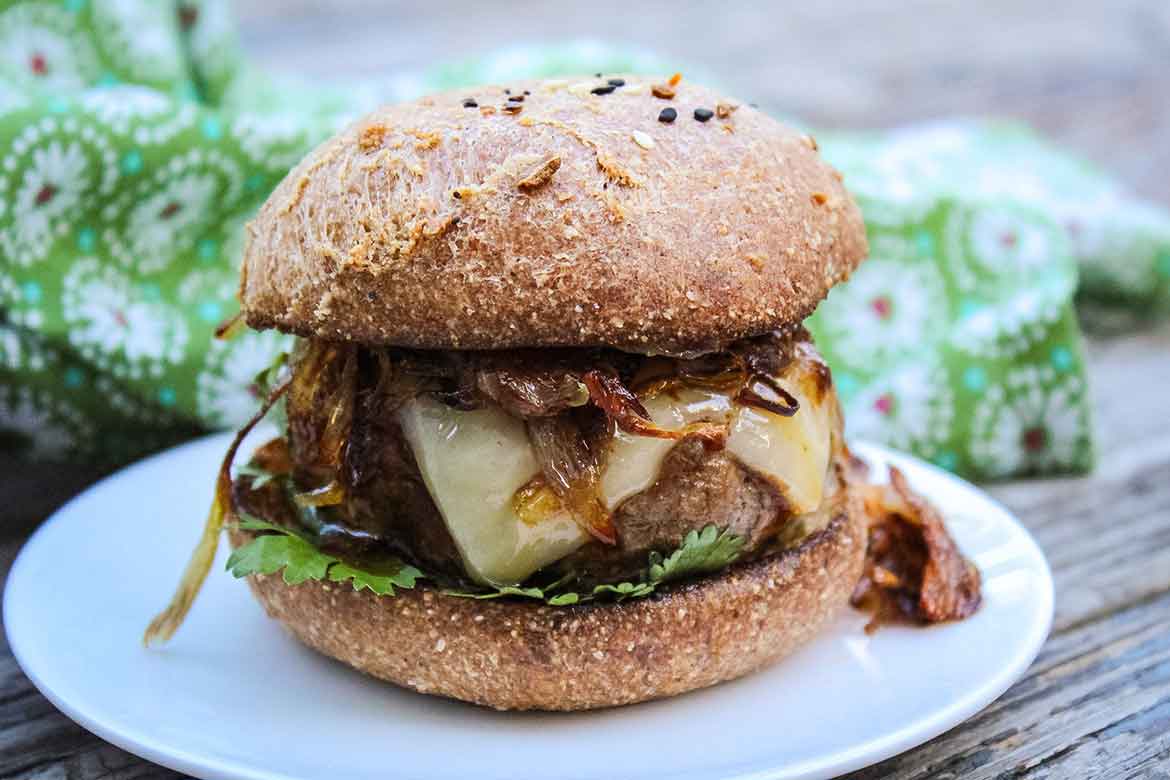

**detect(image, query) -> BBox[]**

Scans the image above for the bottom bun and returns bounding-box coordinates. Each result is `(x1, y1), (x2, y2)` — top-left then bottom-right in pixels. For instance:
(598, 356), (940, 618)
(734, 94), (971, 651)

(230, 476), (865, 711)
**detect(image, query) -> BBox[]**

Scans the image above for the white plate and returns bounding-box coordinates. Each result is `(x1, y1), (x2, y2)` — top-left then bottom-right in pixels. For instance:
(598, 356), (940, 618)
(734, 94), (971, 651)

(5, 434), (1052, 780)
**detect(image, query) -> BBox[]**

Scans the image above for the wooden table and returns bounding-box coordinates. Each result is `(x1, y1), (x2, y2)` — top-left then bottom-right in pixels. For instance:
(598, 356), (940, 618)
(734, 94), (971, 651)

(3, 1), (1169, 777)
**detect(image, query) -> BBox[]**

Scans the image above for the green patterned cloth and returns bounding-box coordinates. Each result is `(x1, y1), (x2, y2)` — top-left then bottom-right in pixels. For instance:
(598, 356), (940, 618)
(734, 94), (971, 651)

(1, 1), (1167, 478)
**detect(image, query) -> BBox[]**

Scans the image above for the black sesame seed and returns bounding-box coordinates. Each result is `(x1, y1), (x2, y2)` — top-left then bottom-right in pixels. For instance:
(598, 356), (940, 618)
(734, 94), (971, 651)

(658, 107), (677, 123)
(607, 78), (626, 87)
(507, 94), (524, 102)
(694, 107), (714, 122)
(504, 88), (511, 94)
(462, 98), (478, 108)
(591, 85), (617, 95)
(594, 72), (603, 77)
(523, 90), (531, 95)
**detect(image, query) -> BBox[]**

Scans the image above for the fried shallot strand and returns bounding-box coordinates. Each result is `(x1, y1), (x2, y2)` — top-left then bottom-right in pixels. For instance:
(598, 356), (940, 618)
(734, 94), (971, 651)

(143, 376), (291, 646)
(581, 370), (660, 434)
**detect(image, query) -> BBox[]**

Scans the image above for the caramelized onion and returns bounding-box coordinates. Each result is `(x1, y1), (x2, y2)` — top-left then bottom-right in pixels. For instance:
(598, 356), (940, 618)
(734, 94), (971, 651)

(476, 368), (589, 417)
(582, 369), (670, 439)
(144, 376), (291, 646)
(287, 341), (358, 486)
(213, 310), (246, 340)
(512, 477), (566, 527)
(851, 465), (982, 632)
(526, 415), (616, 544)
(293, 480), (346, 507)
(735, 373), (800, 417)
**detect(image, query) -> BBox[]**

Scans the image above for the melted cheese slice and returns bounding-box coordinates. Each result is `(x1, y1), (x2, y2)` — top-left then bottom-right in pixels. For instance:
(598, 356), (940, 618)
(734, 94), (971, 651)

(398, 397), (588, 586)
(399, 360), (835, 585)
(602, 377), (832, 515)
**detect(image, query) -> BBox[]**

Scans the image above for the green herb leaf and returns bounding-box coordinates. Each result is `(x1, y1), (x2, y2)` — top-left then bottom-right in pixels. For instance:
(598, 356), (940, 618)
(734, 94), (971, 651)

(443, 584), (549, 601)
(226, 521), (421, 595)
(442, 525), (744, 605)
(227, 521), (741, 607)
(546, 592), (581, 606)
(226, 533), (334, 585)
(329, 560), (423, 596)
(648, 525), (745, 584)
(592, 580), (657, 600)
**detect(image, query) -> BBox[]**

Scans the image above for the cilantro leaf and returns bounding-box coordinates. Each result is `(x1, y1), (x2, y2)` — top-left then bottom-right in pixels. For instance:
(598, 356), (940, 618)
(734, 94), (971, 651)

(648, 525), (745, 584)
(226, 521), (741, 607)
(592, 581), (657, 600)
(546, 592), (581, 606)
(226, 533), (334, 585)
(329, 560), (422, 596)
(226, 522), (421, 595)
(440, 525), (744, 605)
(235, 516), (310, 540)
(444, 585), (549, 601)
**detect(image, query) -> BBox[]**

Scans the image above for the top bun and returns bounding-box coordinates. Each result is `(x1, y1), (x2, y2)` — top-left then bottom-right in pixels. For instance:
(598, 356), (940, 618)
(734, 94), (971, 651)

(240, 76), (867, 355)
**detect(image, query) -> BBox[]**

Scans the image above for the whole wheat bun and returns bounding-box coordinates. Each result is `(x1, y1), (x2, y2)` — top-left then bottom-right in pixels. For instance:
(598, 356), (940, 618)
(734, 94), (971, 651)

(240, 76), (867, 355)
(228, 459), (865, 711)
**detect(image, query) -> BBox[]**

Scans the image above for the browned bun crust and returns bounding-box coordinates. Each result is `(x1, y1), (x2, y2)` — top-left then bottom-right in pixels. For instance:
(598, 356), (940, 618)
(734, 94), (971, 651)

(240, 76), (867, 355)
(228, 463), (865, 711)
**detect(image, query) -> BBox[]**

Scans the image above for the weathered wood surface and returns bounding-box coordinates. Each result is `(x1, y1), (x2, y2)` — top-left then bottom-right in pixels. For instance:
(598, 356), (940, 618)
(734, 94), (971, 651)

(3, 1), (1170, 777)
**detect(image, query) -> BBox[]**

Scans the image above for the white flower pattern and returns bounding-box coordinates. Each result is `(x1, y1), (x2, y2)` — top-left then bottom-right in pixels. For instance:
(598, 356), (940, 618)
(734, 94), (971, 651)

(970, 366), (1090, 478)
(845, 362), (954, 457)
(62, 258), (189, 380)
(0, 119), (119, 265)
(102, 149), (243, 273)
(814, 254), (948, 370)
(197, 329), (293, 429)
(0, 4), (100, 93)
(90, 0), (186, 85)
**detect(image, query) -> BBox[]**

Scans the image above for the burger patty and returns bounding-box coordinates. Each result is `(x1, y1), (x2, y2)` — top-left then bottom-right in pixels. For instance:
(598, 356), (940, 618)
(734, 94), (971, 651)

(259, 329), (841, 586)
(555, 437), (795, 584)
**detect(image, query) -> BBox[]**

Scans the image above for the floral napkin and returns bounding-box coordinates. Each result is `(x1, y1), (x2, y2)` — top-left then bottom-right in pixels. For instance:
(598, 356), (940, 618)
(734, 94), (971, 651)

(1, 1), (1167, 479)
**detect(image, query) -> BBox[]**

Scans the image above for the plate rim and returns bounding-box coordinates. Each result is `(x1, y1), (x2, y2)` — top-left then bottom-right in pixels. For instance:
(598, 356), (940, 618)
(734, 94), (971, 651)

(4, 435), (1054, 780)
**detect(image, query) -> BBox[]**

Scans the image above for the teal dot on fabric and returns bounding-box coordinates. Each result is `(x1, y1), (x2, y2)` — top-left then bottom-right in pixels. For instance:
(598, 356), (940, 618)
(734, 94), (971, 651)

(121, 150), (143, 174)
(934, 451), (959, 472)
(200, 116), (222, 140)
(64, 0), (87, 11)
(963, 366), (987, 392)
(63, 367), (84, 388)
(140, 282), (161, 301)
(245, 173), (267, 192)
(177, 80), (200, 102)
(197, 238), (218, 262)
(1157, 250), (1170, 280)
(77, 226), (96, 252)
(97, 71), (119, 87)
(48, 97), (70, 114)
(915, 230), (935, 257)
(835, 372), (859, 399)
(198, 301), (222, 322)
(22, 281), (42, 303)
(959, 299), (982, 319)
(158, 387), (177, 407)
(1051, 345), (1074, 372)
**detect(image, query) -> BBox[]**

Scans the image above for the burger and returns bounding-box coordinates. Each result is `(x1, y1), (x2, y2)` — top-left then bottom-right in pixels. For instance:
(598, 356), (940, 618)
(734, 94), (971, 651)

(146, 75), (962, 711)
